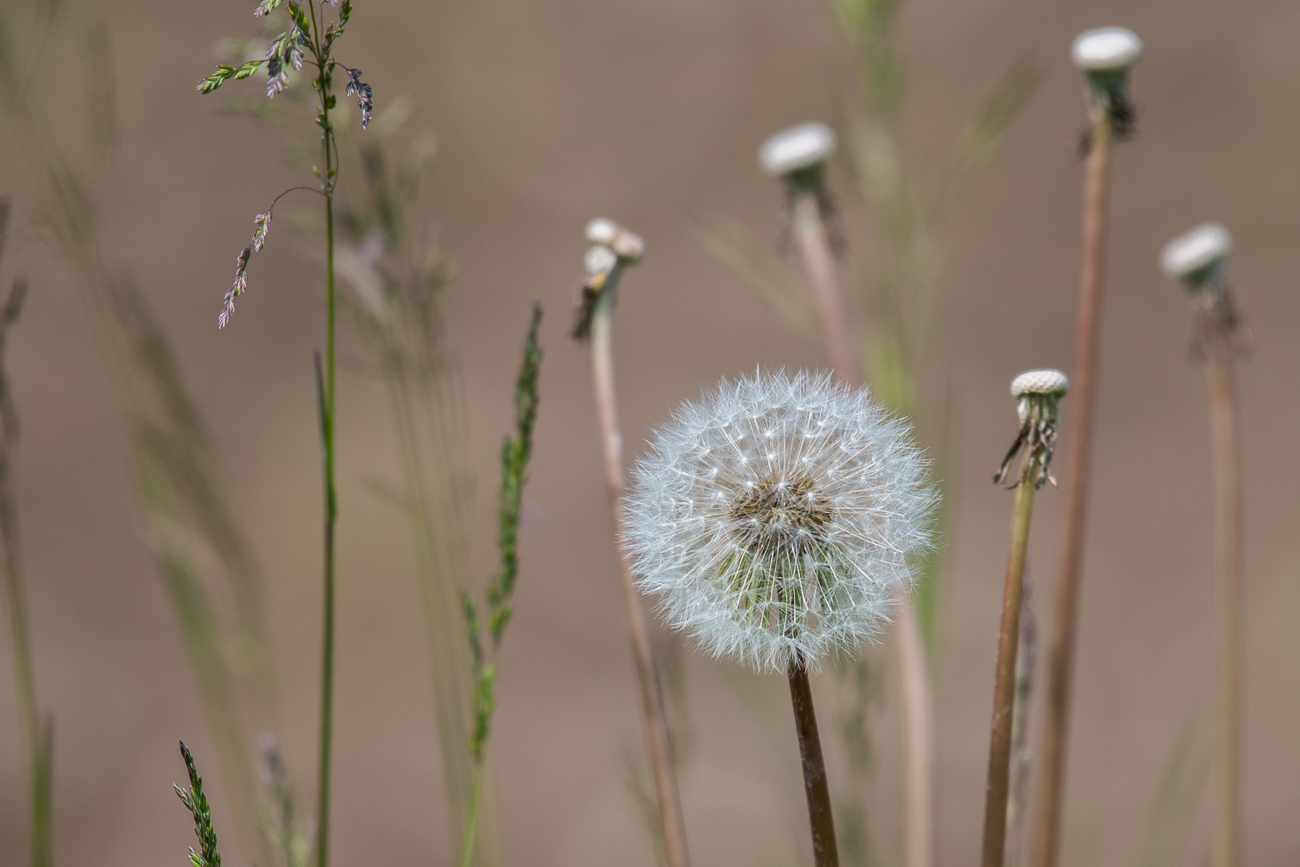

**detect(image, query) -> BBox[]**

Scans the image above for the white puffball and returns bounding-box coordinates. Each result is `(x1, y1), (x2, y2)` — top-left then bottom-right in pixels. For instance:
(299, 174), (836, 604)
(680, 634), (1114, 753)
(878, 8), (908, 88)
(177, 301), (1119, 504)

(1072, 27), (1143, 72)
(759, 123), (836, 176)
(1161, 223), (1232, 280)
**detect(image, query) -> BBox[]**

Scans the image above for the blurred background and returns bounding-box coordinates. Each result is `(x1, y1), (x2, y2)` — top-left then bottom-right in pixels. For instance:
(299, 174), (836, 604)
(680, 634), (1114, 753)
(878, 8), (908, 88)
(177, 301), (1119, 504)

(0, 0), (1298, 866)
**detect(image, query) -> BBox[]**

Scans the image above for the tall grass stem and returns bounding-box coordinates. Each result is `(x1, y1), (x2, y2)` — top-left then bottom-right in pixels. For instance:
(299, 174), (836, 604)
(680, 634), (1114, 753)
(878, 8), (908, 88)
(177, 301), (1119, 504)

(1031, 112), (1113, 867)
(589, 273), (691, 867)
(308, 6), (340, 865)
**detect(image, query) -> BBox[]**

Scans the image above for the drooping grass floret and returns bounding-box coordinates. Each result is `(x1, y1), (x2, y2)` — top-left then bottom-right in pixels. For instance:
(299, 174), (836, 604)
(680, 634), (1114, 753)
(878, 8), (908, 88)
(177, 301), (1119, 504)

(625, 370), (935, 674)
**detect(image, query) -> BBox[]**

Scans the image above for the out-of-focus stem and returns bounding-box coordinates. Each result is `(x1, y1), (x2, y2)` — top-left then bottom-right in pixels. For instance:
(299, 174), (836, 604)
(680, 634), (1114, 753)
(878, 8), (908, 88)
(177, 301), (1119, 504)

(1031, 111), (1113, 867)
(788, 656), (839, 867)
(791, 190), (857, 384)
(589, 276), (691, 867)
(311, 8), (338, 867)
(981, 455), (1040, 867)
(1206, 347), (1241, 867)
(0, 294), (52, 867)
(790, 183), (934, 867)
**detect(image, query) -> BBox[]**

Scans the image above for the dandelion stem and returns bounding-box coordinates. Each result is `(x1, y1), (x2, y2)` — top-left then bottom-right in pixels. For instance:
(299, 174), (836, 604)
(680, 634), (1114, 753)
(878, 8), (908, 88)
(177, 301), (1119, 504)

(788, 655), (839, 867)
(1206, 340), (1241, 867)
(790, 183), (934, 867)
(981, 453), (1040, 867)
(1031, 110), (1112, 867)
(588, 274), (692, 867)
(791, 189), (856, 382)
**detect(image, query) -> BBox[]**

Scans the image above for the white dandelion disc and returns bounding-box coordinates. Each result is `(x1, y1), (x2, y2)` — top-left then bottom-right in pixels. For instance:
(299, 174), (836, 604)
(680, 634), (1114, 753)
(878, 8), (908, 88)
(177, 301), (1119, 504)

(624, 370), (936, 673)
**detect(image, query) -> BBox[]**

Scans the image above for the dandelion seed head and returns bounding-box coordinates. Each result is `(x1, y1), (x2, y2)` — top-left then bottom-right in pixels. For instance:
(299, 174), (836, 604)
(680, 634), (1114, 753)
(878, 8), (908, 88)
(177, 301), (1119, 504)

(625, 370), (936, 673)
(1161, 223), (1231, 282)
(1071, 27), (1142, 73)
(1010, 369), (1068, 399)
(586, 218), (618, 247)
(759, 123), (836, 177)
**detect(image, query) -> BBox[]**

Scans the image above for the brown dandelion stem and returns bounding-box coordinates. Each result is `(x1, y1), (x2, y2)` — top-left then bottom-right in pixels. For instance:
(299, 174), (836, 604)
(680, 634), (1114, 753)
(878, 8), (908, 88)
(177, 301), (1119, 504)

(1206, 336), (1242, 867)
(588, 275), (691, 867)
(792, 188), (857, 384)
(792, 182), (934, 867)
(1031, 108), (1113, 867)
(981, 454), (1040, 867)
(788, 655), (840, 867)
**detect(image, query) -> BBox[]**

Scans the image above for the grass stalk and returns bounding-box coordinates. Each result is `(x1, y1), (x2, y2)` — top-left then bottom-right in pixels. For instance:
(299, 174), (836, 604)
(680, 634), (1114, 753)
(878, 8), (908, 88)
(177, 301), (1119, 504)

(305, 5), (341, 864)
(788, 655), (840, 867)
(789, 183), (934, 867)
(459, 304), (543, 867)
(1031, 110), (1113, 867)
(587, 262), (691, 867)
(0, 277), (51, 867)
(981, 454), (1040, 867)
(1205, 336), (1241, 867)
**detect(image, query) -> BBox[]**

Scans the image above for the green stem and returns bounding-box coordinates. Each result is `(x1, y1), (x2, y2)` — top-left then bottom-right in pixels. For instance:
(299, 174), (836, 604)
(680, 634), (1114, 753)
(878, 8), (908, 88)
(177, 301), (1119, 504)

(980, 454), (1039, 867)
(311, 7), (339, 865)
(1, 427), (51, 867)
(460, 764), (487, 867)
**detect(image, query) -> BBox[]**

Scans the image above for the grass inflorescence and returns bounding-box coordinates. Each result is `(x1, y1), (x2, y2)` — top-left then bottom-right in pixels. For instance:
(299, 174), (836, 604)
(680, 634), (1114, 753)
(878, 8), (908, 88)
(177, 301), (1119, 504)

(175, 742), (223, 867)
(459, 303), (544, 867)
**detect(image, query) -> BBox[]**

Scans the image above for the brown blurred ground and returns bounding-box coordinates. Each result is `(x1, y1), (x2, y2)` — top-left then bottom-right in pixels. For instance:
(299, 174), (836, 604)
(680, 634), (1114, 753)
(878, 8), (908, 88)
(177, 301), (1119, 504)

(1, 0), (1299, 865)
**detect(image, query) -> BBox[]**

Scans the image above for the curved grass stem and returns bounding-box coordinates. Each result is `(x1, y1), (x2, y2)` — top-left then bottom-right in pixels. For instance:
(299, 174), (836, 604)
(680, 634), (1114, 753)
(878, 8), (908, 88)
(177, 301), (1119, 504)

(1031, 111), (1113, 867)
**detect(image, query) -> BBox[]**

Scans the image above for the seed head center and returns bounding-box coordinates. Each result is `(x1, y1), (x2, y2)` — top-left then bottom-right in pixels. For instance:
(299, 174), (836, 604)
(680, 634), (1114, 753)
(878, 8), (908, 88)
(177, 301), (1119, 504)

(728, 473), (832, 558)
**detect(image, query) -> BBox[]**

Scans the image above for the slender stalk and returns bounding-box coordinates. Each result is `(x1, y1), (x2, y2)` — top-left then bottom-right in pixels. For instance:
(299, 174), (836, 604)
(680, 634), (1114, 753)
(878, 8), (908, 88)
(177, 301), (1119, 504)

(1031, 111), (1113, 867)
(1206, 346), (1241, 867)
(589, 275), (691, 867)
(788, 656), (839, 867)
(0, 282), (52, 867)
(461, 766), (487, 867)
(981, 454), (1040, 867)
(790, 183), (934, 867)
(791, 190), (856, 381)
(308, 6), (339, 866)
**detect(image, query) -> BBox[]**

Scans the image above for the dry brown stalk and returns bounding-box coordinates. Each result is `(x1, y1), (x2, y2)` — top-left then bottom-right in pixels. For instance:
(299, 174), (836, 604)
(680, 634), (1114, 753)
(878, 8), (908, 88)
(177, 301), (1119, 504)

(1031, 110), (1113, 867)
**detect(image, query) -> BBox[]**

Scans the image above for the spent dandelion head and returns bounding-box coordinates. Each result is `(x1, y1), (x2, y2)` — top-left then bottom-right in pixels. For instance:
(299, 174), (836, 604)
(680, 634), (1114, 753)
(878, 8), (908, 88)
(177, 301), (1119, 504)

(1162, 223), (1245, 355)
(760, 123), (836, 186)
(1072, 27), (1141, 141)
(760, 123), (840, 252)
(625, 370), (936, 673)
(994, 369), (1068, 489)
(571, 218), (643, 339)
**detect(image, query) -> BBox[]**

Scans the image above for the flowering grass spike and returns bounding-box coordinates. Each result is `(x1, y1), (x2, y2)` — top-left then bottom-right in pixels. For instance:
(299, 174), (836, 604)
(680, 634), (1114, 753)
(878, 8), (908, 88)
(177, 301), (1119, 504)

(626, 370), (935, 673)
